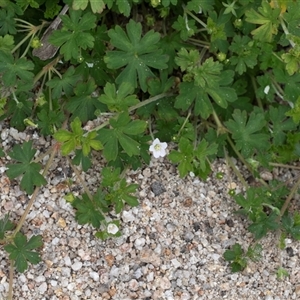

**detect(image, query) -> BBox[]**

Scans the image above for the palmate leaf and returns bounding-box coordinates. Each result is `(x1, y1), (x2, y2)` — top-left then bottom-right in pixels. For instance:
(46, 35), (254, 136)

(99, 82), (139, 112)
(224, 109), (270, 158)
(46, 66), (80, 99)
(72, 0), (105, 13)
(245, 1), (281, 42)
(187, 0), (215, 14)
(4, 232), (42, 273)
(72, 193), (105, 228)
(6, 141), (47, 194)
(0, 50), (34, 87)
(98, 112), (147, 161)
(268, 106), (297, 146)
(104, 19), (168, 92)
(248, 211), (279, 239)
(65, 79), (103, 122)
(105, 0), (132, 17)
(48, 10), (96, 60)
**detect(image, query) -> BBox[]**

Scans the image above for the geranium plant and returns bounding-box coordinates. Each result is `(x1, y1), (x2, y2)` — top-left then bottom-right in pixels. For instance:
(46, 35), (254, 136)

(0, 0), (300, 298)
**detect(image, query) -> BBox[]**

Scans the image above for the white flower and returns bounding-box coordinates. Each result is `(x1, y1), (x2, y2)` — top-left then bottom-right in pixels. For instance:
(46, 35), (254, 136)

(149, 138), (168, 158)
(107, 223), (118, 235)
(264, 85), (270, 95)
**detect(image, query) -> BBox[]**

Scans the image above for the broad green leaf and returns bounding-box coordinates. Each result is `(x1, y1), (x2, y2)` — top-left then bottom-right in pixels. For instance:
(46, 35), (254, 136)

(0, 50), (34, 87)
(268, 106), (297, 145)
(72, 0), (88, 10)
(168, 137), (194, 177)
(245, 1), (281, 42)
(4, 232), (42, 273)
(223, 243), (243, 261)
(104, 20), (168, 92)
(117, 133), (140, 156)
(48, 10), (96, 60)
(195, 140), (218, 171)
(248, 212), (279, 239)
(98, 82), (139, 112)
(0, 34), (14, 52)
(71, 193), (105, 228)
(187, 0), (215, 14)
(37, 109), (65, 136)
(0, 9), (17, 35)
(6, 141), (47, 194)
(172, 15), (197, 41)
(225, 109), (269, 158)
(46, 66), (80, 99)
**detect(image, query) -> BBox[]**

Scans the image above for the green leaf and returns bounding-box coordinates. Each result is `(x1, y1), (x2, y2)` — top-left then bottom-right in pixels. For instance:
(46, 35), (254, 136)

(223, 243), (247, 272)
(66, 79), (102, 122)
(37, 109), (65, 136)
(229, 35), (259, 75)
(248, 212), (279, 239)
(6, 141), (47, 194)
(223, 243), (243, 261)
(4, 232), (42, 273)
(0, 9), (17, 35)
(98, 112), (146, 161)
(172, 15), (196, 41)
(187, 0), (215, 14)
(245, 1), (281, 42)
(194, 139), (218, 172)
(0, 34), (14, 52)
(54, 117), (89, 156)
(0, 50), (34, 87)
(81, 131), (103, 156)
(246, 243), (262, 262)
(72, 193), (105, 228)
(282, 213), (300, 240)
(0, 214), (15, 240)
(48, 10), (96, 60)
(72, 149), (92, 172)
(98, 82), (139, 112)
(104, 20), (168, 92)
(72, 0), (105, 13)
(268, 106), (297, 146)
(46, 66), (80, 99)
(168, 137), (194, 177)
(225, 109), (269, 157)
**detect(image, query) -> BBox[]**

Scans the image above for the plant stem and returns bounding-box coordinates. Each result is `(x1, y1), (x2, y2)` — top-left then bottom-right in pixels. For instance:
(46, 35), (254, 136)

(251, 75), (263, 110)
(280, 174), (300, 217)
(7, 259), (14, 300)
(13, 143), (58, 235)
(90, 92), (173, 133)
(66, 156), (93, 200)
(269, 162), (300, 170)
(225, 150), (249, 189)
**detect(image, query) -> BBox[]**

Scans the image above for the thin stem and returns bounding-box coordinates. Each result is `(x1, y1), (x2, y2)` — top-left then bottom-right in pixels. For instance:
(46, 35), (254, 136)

(251, 75), (263, 110)
(11, 33), (33, 53)
(269, 162), (300, 170)
(13, 143), (58, 235)
(66, 156), (93, 200)
(225, 149), (249, 189)
(184, 7), (207, 28)
(280, 174), (300, 217)
(7, 259), (14, 300)
(91, 92), (173, 133)
(148, 118), (154, 140)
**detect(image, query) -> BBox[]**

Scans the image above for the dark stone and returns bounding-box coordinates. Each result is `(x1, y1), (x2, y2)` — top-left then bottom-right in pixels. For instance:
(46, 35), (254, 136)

(193, 222), (201, 232)
(286, 246), (294, 257)
(150, 181), (166, 196)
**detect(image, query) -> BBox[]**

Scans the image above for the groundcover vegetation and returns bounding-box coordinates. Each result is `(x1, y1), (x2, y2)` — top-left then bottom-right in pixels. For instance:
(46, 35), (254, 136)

(1, 0), (300, 297)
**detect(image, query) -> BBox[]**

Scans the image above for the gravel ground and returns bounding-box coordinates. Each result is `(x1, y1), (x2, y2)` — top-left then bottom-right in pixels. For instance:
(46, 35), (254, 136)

(1, 125), (300, 300)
